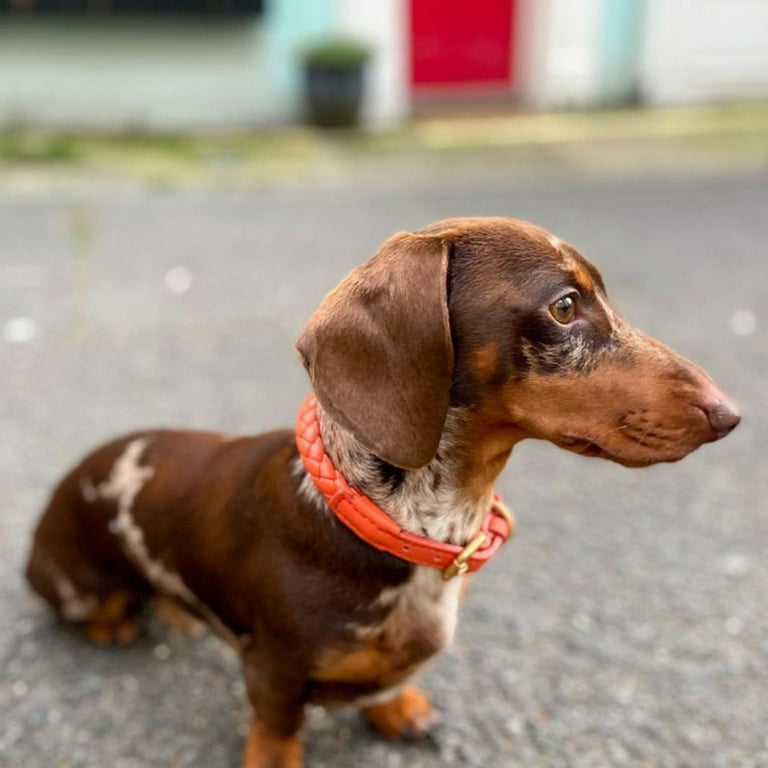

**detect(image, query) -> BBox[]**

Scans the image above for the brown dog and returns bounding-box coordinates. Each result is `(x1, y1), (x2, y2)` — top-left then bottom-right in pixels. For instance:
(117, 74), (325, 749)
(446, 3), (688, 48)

(26, 218), (739, 768)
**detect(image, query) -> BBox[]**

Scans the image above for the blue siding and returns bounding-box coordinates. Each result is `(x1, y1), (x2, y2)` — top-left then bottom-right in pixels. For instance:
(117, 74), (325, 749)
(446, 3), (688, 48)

(599, 0), (646, 104)
(264, 0), (338, 114)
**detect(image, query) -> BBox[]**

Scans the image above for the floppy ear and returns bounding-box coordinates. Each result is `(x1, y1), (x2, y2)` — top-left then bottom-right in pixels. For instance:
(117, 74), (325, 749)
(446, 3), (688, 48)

(296, 231), (455, 469)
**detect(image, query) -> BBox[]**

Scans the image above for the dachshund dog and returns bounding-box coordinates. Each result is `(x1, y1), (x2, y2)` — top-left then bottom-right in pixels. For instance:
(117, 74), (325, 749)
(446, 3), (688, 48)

(26, 218), (739, 768)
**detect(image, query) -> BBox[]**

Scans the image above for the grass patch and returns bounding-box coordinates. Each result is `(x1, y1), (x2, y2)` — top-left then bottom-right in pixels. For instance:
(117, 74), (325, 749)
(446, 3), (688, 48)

(0, 130), (81, 163)
(0, 102), (765, 189)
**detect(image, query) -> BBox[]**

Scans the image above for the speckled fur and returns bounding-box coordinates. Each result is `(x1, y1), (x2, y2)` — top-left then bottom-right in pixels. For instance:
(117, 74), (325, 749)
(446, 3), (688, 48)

(317, 404), (491, 546)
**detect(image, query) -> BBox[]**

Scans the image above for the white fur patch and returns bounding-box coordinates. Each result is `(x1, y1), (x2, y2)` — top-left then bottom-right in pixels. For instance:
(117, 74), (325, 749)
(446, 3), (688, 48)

(98, 438), (155, 515)
(293, 455), (328, 513)
(60, 592), (100, 622)
(97, 438), (195, 604)
(420, 566), (462, 646)
(43, 560), (98, 621)
(350, 567), (463, 707)
(79, 475), (99, 503)
(95, 437), (239, 646)
(318, 406), (490, 546)
(365, 567), (462, 653)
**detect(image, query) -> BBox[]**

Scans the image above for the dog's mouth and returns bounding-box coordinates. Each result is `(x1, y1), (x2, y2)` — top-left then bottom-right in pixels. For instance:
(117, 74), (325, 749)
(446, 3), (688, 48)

(557, 429), (709, 468)
(559, 435), (604, 456)
(557, 434), (662, 468)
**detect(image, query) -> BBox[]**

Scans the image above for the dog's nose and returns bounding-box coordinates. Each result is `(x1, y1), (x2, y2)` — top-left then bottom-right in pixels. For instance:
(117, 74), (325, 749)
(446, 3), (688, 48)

(704, 399), (741, 438)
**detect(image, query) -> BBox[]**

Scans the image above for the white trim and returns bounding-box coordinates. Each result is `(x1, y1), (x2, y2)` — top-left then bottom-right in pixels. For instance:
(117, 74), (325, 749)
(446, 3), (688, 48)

(338, 0), (409, 127)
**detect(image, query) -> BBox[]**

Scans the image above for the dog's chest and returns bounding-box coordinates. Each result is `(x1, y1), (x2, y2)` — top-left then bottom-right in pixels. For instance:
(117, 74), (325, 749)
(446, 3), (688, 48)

(313, 568), (463, 695)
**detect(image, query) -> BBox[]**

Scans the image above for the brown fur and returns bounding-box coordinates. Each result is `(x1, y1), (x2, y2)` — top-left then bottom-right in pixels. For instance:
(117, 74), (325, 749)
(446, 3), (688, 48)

(25, 217), (739, 768)
(296, 232), (454, 470)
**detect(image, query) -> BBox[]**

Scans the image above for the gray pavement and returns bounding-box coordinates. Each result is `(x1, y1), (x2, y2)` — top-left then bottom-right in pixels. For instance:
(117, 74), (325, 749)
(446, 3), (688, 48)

(1, 169), (767, 768)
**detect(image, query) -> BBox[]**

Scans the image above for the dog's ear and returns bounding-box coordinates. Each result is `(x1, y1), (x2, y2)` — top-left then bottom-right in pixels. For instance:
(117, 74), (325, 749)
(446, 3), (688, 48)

(296, 231), (454, 469)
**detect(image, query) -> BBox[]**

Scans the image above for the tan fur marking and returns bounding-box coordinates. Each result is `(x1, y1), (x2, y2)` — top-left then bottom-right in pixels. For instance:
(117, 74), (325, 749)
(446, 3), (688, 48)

(313, 647), (401, 685)
(470, 341), (499, 382)
(457, 419), (518, 501)
(85, 590), (140, 646)
(242, 721), (303, 768)
(573, 265), (594, 293)
(364, 685), (440, 740)
(500, 340), (714, 466)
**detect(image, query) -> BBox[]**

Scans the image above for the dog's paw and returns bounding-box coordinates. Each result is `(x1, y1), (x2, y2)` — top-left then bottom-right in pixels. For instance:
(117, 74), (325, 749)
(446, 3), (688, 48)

(83, 590), (142, 647)
(86, 617), (141, 647)
(153, 595), (206, 637)
(364, 685), (441, 741)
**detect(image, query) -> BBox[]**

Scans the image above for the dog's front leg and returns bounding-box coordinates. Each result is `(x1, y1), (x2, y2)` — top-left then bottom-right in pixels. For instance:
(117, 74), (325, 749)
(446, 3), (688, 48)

(242, 719), (303, 768)
(241, 643), (306, 768)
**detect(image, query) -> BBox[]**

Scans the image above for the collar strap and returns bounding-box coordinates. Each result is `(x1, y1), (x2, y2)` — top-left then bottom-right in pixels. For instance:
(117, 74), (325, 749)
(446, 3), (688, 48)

(295, 394), (514, 580)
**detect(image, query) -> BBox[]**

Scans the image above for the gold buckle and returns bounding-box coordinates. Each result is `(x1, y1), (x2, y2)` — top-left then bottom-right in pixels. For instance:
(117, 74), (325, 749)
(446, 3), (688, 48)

(441, 499), (515, 581)
(442, 532), (487, 581)
(490, 498), (515, 536)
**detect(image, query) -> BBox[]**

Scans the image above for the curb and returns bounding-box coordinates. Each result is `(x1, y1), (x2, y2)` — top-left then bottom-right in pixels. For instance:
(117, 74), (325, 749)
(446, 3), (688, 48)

(410, 102), (768, 150)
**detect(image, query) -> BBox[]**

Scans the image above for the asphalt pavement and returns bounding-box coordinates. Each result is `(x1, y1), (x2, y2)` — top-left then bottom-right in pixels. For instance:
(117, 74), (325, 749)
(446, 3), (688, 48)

(1, 167), (767, 768)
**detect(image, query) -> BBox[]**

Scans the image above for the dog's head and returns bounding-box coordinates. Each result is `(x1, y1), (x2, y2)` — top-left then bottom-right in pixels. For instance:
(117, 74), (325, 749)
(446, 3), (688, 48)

(297, 217), (739, 470)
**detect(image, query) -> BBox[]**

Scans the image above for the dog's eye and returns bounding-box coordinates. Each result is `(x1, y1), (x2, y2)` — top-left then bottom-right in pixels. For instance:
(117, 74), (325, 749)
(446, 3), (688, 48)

(549, 295), (577, 324)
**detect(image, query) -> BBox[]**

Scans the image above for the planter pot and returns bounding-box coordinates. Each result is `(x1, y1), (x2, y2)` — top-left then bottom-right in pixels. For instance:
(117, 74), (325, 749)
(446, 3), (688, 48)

(304, 63), (365, 128)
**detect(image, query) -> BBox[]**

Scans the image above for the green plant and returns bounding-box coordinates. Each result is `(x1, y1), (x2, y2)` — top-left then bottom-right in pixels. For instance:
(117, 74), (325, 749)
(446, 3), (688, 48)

(302, 38), (371, 70)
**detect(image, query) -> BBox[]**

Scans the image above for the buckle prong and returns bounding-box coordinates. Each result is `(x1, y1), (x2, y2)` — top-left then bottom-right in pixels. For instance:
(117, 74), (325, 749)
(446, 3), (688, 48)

(442, 532), (487, 580)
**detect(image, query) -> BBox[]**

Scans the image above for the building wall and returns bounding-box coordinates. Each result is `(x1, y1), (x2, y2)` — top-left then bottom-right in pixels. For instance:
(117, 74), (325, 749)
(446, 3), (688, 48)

(519, 0), (646, 109)
(2, 0), (766, 131)
(641, 0), (768, 104)
(338, 0), (408, 127)
(520, 0), (768, 109)
(519, 0), (604, 109)
(0, 1), (337, 131)
(265, 0), (336, 123)
(598, 0), (645, 104)
(0, 0), (406, 131)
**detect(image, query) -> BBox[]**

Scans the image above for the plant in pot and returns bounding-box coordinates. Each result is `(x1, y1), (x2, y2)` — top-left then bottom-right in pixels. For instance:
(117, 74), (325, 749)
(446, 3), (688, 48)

(301, 38), (372, 129)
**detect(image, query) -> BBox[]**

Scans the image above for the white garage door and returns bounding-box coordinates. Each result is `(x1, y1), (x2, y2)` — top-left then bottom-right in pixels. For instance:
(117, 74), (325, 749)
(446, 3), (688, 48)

(642, 0), (768, 104)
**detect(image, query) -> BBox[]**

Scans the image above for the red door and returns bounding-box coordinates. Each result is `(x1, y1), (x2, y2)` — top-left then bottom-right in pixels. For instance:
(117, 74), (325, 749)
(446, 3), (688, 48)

(410, 0), (517, 92)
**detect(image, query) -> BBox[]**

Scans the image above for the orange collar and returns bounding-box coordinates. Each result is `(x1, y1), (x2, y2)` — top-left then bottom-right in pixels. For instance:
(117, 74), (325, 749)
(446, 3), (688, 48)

(295, 394), (514, 580)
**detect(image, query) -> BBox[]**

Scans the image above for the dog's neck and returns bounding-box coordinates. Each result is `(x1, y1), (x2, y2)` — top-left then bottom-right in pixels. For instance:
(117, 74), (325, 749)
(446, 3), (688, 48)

(313, 404), (506, 546)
